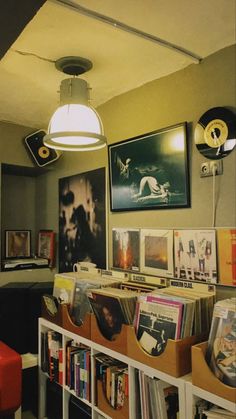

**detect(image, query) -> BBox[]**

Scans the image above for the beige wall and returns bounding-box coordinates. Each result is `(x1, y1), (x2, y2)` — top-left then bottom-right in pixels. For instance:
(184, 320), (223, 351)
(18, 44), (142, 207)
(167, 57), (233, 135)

(0, 44), (235, 281)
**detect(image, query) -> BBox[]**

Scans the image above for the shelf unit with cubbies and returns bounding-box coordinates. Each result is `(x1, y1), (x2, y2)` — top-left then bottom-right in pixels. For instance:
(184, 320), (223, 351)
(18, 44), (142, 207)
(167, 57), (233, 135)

(38, 283), (235, 419)
(39, 315), (191, 419)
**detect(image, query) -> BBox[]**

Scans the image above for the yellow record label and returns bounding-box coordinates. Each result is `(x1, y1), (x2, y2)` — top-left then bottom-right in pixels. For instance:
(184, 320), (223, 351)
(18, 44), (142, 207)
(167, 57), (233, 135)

(204, 119), (228, 148)
(38, 146), (50, 158)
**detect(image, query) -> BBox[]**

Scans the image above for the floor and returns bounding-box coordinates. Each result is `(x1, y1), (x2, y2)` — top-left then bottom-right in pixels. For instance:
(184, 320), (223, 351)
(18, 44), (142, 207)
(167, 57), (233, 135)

(22, 412), (36, 419)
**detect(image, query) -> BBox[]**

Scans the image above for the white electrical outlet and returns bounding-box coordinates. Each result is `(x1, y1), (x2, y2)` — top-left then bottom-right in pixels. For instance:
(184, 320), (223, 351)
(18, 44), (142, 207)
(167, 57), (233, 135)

(200, 160), (223, 177)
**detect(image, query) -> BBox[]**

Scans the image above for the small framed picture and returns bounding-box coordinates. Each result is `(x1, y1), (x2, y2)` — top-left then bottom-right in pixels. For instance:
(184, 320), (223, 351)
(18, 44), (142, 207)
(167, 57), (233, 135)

(140, 229), (174, 278)
(38, 230), (55, 266)
(5, 230), (31, 258)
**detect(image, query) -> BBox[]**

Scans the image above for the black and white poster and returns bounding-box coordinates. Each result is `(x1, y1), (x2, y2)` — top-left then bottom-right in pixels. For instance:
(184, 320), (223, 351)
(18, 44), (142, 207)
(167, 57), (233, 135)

(59, 168), (106, 272)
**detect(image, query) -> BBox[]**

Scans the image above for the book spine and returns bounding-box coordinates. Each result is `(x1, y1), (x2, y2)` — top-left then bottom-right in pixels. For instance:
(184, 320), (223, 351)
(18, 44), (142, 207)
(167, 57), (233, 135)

(58, 347), (63, 386)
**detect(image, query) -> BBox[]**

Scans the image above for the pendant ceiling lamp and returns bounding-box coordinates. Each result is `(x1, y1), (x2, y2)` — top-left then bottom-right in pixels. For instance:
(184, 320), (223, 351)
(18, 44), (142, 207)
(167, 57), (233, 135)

(43, 56), (107, 151)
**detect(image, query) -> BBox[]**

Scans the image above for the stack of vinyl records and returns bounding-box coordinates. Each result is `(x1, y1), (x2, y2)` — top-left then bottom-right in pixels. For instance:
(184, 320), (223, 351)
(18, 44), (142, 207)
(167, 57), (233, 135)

(206, 298), (236, 388)
(87, 288), (139, 341)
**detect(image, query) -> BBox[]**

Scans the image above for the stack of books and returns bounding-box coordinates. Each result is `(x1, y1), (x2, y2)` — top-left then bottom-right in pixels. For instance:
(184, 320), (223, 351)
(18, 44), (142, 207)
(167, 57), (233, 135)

(94, 353), (128, 410)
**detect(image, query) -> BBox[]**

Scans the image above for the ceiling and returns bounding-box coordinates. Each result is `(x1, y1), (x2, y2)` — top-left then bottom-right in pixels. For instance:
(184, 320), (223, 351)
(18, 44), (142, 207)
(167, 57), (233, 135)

(0, 0), (235, 130)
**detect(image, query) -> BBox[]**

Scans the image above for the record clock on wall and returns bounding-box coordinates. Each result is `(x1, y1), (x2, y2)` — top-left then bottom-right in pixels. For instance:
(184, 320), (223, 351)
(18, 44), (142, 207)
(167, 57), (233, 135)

(194, 107), (236, 160)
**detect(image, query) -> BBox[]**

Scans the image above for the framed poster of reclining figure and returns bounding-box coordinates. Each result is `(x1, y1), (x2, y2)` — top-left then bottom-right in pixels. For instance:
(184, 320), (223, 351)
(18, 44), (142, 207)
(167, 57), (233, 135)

(108, 122), (190, 212)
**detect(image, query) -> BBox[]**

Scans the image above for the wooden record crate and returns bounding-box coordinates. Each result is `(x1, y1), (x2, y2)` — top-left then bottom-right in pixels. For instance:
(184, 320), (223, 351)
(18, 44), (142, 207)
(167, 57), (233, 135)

(192, 342), (236, 403)
(90, 315), (129, 355)
(62, 304), (91, 339)
(127, 326), (206, 377)
(41, 298), (64, 327)
(41, 300), (91, 339)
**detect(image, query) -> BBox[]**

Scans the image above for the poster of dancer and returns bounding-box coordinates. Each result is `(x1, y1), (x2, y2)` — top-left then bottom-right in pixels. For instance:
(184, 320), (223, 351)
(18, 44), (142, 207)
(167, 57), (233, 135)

(108, 123), (190, 211)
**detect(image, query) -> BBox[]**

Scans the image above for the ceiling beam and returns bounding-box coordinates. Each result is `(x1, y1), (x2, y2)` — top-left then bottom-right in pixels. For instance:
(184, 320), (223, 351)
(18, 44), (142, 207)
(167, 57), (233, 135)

(0, 0), (47, 60)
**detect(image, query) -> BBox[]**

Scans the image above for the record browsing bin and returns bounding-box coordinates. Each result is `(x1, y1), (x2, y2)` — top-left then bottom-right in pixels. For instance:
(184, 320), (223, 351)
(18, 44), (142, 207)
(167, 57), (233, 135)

(91, 314), (206, 377)
(62, 304), (91, 339)
(41, 299), (91, 339)
(41, 297), (64, 327)
(127, 327), (206, 377)
(91, 314), (129, 355)
(191, 342), (236, 403)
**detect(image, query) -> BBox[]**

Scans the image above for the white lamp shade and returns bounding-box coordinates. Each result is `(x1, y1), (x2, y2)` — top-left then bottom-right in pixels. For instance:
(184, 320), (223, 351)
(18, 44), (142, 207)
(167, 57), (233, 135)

(44, 103), (107, 151)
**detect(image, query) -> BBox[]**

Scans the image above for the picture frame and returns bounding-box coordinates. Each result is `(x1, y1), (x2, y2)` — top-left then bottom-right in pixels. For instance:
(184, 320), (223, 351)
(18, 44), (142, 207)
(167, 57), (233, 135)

(38, 230), (55, 266)
(108, 122), (190, 211)
(5, 229), (31, 258)
(140, 229), (174, 278)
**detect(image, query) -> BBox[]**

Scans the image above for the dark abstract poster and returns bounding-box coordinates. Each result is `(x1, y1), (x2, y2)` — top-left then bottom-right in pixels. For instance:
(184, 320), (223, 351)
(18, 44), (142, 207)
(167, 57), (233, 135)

(59, 168), (106, 272)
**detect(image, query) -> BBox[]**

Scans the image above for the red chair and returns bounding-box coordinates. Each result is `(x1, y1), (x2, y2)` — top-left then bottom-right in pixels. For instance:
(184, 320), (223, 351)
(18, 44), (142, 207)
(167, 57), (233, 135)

(0, 342), (22, 418)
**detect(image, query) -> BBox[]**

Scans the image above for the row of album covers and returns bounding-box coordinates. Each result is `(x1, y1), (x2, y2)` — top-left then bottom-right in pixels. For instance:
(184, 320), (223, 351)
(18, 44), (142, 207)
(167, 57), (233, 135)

(112, 228), (236, 285)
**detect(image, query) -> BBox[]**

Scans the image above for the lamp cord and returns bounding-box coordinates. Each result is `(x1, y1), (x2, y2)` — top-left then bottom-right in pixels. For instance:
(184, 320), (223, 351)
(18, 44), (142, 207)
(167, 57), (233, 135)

(212, 166), (216, 228)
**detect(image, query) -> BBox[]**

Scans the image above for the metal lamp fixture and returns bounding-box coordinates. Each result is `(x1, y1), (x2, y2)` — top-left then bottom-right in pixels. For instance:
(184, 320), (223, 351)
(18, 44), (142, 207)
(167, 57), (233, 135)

(43, 56), (107, 151)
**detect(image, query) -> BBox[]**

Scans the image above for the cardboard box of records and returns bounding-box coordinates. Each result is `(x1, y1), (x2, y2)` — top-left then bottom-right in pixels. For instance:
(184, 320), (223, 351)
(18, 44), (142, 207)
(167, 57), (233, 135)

(127, 280), (215, 377)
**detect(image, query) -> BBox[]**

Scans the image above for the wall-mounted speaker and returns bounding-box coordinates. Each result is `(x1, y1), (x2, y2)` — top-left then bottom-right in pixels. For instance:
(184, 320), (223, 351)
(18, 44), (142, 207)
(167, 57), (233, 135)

(25, 130), (61, 167)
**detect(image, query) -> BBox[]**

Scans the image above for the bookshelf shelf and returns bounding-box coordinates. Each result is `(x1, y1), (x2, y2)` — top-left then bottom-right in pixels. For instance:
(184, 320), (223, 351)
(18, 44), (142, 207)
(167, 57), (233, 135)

(38, 317), (235, 419)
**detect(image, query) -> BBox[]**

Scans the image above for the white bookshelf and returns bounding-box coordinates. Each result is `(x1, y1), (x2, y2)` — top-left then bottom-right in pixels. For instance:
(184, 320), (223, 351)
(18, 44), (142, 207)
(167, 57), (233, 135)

(38, 317), (236, 419)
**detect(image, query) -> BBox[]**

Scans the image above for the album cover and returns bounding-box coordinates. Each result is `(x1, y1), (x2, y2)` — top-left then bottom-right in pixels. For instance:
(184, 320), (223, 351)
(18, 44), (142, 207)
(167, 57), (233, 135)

(174, 229), (217, 283)
(140, 229), (174, 278)
(112, 228), (140, 271)
(217, 228), (236, 286)
(136, 300), (182, 355)
(87, 288), (138, 341)
(53, 274), (76, 308)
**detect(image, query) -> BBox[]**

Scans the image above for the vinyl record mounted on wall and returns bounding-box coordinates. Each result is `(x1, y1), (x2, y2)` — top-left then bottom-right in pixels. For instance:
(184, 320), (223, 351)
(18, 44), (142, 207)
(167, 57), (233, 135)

(194, 107), (236, 160)
(25, 130), (61, 167)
